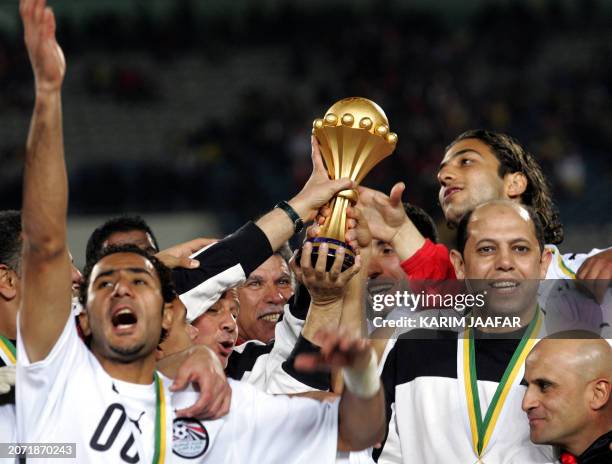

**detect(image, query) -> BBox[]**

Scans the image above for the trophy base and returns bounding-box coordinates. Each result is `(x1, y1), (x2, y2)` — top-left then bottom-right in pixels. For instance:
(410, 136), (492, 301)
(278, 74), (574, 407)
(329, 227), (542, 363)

(297, 237), (355, 272)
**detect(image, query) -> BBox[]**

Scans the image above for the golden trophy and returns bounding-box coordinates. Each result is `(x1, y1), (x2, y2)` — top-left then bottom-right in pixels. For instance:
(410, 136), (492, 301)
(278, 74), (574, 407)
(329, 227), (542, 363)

(303, 97), (397, 271)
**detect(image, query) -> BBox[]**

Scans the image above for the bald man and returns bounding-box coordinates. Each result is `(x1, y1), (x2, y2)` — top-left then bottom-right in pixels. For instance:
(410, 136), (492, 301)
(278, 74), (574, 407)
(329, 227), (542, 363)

(523, 332), (612, 463)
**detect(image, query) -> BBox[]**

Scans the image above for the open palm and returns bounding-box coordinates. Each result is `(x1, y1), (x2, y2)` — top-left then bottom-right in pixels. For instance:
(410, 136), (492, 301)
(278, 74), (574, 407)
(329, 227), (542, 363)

(21, 0), (65, 92)
(358, 183), (407, 243)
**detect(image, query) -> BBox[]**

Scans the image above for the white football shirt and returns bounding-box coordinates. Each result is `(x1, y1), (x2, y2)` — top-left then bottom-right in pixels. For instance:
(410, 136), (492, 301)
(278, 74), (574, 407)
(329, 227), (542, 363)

(0, 340), (18, 464)
(172, 380), (338, 463)
(17, 316), (339, 463)
(17, 315), (173, 464)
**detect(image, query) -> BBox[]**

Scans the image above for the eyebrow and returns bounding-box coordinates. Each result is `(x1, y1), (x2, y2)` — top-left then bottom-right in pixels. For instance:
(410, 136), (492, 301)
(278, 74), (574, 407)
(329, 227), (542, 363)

(509, 238), (532, 245)
(439, 148), (484, 170)
(93, 267), (153, 283)
(474, 237), (532, 245)
(473, 238), (498, 247)
(533, 377), (554, 386)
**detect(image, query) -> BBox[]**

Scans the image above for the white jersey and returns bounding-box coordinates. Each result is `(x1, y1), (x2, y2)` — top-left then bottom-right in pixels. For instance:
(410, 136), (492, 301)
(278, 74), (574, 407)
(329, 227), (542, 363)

(17, 316), (339, 463)
(539, 246), (611, 335)
(544, 245), (607, 280)
(241, 304), (322, 394)
(0, 402), (15, 464)
(376, 329), (555, 464)
(173, 380), (338, 463)
(0, 338), (16, 464)
(17, 316), (174, 464)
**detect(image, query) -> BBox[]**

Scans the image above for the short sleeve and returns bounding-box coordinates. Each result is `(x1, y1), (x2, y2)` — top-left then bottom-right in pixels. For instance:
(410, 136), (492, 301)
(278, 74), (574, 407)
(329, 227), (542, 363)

(16, 314), (89, 441)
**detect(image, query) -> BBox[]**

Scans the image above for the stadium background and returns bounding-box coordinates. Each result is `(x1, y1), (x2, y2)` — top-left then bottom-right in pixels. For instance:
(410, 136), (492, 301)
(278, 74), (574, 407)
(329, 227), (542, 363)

(0, 0), (610, 267)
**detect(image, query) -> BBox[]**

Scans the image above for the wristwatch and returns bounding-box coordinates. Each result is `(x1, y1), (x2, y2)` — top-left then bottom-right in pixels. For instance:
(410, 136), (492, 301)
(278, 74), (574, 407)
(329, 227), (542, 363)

(274, 201), (304, 234)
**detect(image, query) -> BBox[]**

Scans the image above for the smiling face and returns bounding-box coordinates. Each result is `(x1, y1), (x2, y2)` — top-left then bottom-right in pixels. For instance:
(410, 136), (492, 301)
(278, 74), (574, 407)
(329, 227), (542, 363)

(522, 341), (592, 449)
(236, 255), (293, 344)
(192, 289), (240, 368)
(450, 202), (551, 319)
(438, 138), (509, 226)
(81, 252), (171, 363)
(366, 239), (408, 314)
(523, 338), (612, 454)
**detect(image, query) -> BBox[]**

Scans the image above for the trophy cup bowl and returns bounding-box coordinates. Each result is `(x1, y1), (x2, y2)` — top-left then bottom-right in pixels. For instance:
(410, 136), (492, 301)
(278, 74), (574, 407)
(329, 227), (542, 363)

(299, 97), (398, 271)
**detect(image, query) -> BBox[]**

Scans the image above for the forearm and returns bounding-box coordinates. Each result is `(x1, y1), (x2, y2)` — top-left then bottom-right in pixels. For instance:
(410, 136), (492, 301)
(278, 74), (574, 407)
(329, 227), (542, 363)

(331, 253), (369, 392)
(254, 208), (296, 253)
(391, 219), (425, 262)
(302, 300), (343, 342)
(20, 90), (71, 362)
(157, 344), (205, 379)
(339, 250), (370, 335)
(23, 91), (67, 254)
(156, 348), (189, 379)
(255, 190), (324, 252)
(338, 386), (385, 450)
(338, 347), (385, 449)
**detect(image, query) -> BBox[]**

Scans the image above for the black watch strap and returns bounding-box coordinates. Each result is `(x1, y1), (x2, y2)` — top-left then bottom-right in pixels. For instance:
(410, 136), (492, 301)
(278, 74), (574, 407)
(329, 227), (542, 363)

(274, 201), (304, 234)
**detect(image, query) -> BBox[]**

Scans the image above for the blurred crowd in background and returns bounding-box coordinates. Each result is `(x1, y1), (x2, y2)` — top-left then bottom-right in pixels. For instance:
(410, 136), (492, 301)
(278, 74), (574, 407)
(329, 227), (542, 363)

(0, 0), (610, 246)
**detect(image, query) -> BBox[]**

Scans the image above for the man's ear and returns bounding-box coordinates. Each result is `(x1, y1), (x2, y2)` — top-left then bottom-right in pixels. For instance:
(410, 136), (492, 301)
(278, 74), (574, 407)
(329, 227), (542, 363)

(0, 266), (18, 300)
(450, 249), (466, 279)
(505, 172), (528, 199)
(590, 378), (611, 411)
(162, 301), (174, 332)
(78, 310), (91, 337)
(539, 247), (553, 279)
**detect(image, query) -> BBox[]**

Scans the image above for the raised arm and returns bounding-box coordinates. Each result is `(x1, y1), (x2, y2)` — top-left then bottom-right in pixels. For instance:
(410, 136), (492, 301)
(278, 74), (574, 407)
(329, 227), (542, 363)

(341, 205), (373, 335)
(256, 135), (353, 250)
(174, 136), (353, 321)
(19, 0), (71, 363)
(331, 206), (373, 391)
(297, 238), (361, 343)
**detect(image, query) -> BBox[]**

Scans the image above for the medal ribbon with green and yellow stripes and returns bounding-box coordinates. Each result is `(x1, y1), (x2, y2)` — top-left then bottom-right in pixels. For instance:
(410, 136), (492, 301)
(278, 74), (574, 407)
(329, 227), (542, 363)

(0, 335), (16, 366)
(463, 310), (542, 457)
(151, 372), (167, 464)
(556, 252), (576, 279)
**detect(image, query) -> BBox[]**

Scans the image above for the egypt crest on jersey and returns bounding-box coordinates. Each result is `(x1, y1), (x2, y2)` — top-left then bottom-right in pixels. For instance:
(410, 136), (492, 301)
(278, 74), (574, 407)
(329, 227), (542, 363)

(172, 418), (209, 459)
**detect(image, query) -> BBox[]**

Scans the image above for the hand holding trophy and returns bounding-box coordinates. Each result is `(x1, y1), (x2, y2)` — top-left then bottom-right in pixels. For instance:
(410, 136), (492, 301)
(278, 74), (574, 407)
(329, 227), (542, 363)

(301, 97), (397, 271)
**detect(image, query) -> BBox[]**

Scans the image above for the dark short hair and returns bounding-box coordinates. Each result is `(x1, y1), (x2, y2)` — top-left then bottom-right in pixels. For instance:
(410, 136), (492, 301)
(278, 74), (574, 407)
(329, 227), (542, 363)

(403, 203), (439, 243)
(85, 215), (160, 267)
(448, 129), (563, 245)
(455, 203), (545, 254)
(79, 244), (175, 306)
(0, 210), (22, 272)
